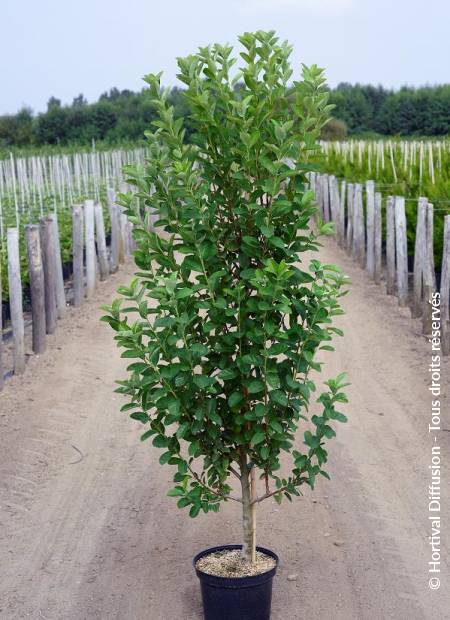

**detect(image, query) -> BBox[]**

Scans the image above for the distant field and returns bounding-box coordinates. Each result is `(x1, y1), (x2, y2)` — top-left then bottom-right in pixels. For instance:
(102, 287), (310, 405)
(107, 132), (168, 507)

(0, 139), (449, 299)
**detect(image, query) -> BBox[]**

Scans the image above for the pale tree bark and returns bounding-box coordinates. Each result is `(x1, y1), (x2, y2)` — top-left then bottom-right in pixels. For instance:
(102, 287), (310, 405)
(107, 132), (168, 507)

(239, 448), (256, 564)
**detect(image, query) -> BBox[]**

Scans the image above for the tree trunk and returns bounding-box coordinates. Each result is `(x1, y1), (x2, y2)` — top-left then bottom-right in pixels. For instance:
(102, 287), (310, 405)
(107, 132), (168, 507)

(239, 448), (256, 564)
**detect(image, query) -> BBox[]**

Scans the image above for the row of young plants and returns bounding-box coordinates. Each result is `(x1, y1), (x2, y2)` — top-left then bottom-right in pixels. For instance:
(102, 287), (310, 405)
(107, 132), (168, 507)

(0, 147), (144, 301)
(1, 139), (448, 301)
(314, 140), (450, 268)
(0, 194), (112, 304)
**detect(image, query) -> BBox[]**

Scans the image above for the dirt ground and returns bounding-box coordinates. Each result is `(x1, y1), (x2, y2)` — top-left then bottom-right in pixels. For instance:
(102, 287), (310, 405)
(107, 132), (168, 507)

(0, 238), (449, 620)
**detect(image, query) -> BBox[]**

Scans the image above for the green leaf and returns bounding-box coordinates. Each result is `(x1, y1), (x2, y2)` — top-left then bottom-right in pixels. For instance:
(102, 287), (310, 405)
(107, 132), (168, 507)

(228, 392), (244, 408)
(193, 374), (214, 389)
(219, 368), (238, 380)
(130, 412), (149, 423)
(259, 224), (274, 238)
(208, 409), (223, 425)
(323, 425), (336, 439)
(268, 236), (285, 249)
(189, 505), (201, 518)
(254, 403), (267, 418)
(269, 419), (283, 433)
(247, 379), (265, 394)
(159, 451), (173, 464)
(269, 390), (288, 406)
(333, 411), (348, 423)
(304, 430), (320, 448)
(260, 446), (270, 460)
(266, 371), (281, 389)
(176, 421), (190, 438)
(251, 429), (266, 446)
(167, 487), (185, 497)
(190, 343), (209, 356)
(152, 435), (168, 448)
(176, 288), (194, 299)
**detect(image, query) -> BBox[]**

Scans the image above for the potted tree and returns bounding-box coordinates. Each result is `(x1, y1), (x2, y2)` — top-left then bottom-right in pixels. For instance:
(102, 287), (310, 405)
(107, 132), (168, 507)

(102, 30), (349, 620)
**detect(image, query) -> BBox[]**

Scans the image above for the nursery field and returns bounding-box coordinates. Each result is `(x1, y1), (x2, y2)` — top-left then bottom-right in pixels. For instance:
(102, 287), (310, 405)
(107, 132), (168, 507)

(0, 235), (449, 619)
(316, 139), (450, 263)
(0, 147), (145, 299)
(0, 138), (449, 302)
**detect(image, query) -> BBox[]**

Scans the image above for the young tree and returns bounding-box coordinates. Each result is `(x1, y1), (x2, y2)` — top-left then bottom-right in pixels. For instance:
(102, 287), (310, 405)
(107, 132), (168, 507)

(103, 30), (349, 564)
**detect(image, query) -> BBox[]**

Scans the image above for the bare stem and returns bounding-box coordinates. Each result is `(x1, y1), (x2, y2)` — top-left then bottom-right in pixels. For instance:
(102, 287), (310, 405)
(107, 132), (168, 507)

(239, 448), (257, 564)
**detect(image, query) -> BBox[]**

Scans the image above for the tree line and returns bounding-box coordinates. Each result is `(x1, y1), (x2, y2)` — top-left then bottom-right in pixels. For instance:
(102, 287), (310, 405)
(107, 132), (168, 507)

(0, 83), (449, 149)
(331, 83), (449, 136)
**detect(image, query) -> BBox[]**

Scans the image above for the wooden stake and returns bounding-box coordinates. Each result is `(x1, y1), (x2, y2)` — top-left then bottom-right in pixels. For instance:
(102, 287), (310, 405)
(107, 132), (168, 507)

(315, 174), (323, 219)
(422, 203), (436, 334)
(72, 205), (84, 307)
(351, 184), (359, 259)
(374, 192), (382, 284)
(338, 180), (346, 248)
(394, 196), (408, 306)
(40, 218), (57, 334)
(119, 182), (128, 261)
(84, 199), (96, 298)
(426, 202), (436, 292)
(353, 184), (365, 268)
(7, 228), (25, 373)
(94, 203), (109, 281)
(322, 174), (330, 222)
(128, 221), (135, 253)
(365, 180), (375, 279)
(25, 225), (46, 354)
(412, 198), (427, 318)
(386, 196), (396, 295)
(346, 183), (354, 255)
(309, 172), (316, 197)
(107, 188), (120, 273)
(49, 213), (66, 319)
(120, 212), (128, 261)
(328, 175), (336, 225)
(111, 204), (120, 272)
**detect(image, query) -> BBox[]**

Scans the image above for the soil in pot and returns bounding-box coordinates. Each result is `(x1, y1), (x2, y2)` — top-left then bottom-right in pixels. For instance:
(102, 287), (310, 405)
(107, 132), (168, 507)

(195, 548), (276, 578)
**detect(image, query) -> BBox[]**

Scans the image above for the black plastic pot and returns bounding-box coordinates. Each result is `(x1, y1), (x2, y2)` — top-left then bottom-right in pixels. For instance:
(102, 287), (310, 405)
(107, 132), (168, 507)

(193, 544), (279, 620)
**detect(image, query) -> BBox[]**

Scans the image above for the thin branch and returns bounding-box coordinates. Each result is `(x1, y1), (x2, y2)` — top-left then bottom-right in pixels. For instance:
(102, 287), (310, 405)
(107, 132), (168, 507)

(251, 474), (304, 505)
(251, 487), (284, 504)
(186, 460), (242, 503)
(229, 465), (241, 481)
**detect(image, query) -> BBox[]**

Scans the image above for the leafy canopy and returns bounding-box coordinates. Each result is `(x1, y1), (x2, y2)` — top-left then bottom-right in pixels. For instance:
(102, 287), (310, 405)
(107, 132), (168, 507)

(102, 30), (349, 518)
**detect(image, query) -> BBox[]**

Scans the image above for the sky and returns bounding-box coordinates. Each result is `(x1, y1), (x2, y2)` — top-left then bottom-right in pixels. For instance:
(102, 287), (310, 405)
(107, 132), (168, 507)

(1, 0), (449, 115)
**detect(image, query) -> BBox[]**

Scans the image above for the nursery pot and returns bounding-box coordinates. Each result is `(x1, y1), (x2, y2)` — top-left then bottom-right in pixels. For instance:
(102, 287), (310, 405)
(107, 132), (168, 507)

(193, 544), (279, 620)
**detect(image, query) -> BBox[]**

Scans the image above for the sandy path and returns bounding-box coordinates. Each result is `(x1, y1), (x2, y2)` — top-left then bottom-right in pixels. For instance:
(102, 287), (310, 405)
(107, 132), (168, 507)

(0, 241), (449, 620)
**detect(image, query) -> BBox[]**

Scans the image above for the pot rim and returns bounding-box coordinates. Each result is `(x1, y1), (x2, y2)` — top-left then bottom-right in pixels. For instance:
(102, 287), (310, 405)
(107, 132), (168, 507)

(193, 544), (279, 588)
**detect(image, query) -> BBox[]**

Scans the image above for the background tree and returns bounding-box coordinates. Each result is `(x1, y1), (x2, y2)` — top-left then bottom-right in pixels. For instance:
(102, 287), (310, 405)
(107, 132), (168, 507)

(320, 117), (348, 140)
(1, 82), (449, 151)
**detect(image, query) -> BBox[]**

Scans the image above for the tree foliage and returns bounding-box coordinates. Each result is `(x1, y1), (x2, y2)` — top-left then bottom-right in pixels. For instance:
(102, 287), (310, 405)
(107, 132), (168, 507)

(102, 30), (349, 560)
